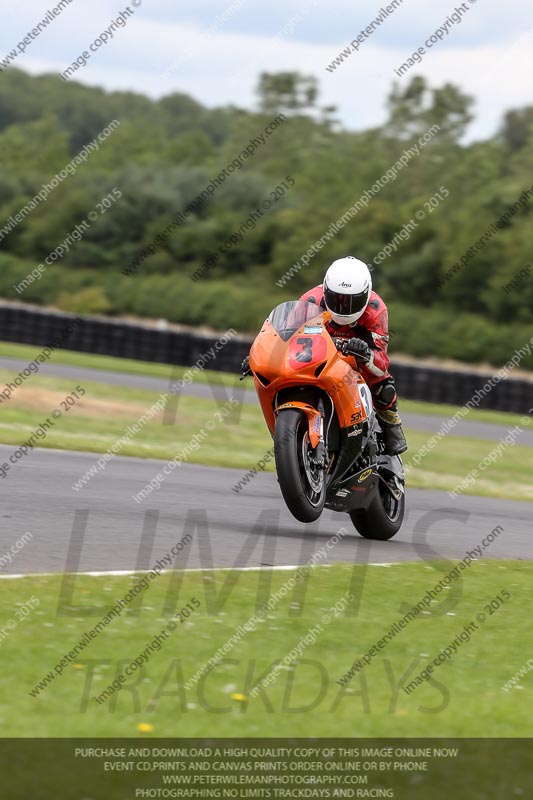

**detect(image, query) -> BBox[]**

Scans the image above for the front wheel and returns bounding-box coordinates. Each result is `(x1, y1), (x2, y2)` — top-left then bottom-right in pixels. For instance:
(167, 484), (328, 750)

(350, 478), (405, 540)
(274, 410), (326, 523)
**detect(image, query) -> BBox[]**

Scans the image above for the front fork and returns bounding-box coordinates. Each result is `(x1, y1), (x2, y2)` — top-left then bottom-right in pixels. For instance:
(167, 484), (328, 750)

(274, 397), (327, 468)
(309, 397), (327, 470)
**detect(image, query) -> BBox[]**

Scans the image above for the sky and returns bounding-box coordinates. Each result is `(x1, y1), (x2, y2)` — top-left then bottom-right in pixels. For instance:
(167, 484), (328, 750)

(1, 0), (532, 141)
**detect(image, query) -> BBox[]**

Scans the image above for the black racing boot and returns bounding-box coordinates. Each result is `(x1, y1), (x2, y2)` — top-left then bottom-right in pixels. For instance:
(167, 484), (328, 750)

(372, 380), (408, 456)
(375, 406), (408, 456)
(379, 420), (408, 456)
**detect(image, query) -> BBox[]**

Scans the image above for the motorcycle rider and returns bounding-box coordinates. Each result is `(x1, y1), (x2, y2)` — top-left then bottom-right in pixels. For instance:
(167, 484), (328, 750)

(298, 257), (407, 456)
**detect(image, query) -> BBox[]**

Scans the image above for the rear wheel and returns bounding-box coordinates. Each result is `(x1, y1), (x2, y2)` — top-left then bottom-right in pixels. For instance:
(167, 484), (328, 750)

(274, 410), (326, 523)
(350, 477), (405, 540)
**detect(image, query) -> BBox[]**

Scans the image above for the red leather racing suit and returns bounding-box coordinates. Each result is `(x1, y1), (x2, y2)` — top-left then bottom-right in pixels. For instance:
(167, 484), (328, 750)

(300, 285), (407, 446)
(299, 285), (399, 423)
(299, 285), (391, 385)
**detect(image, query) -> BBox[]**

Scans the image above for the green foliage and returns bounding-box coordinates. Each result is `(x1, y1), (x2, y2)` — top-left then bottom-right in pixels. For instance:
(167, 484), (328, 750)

(0, 68), (532, 369)
(257, 72), (319, 115)
(385, 77), (474, 141)
(56, 287), (111, 314)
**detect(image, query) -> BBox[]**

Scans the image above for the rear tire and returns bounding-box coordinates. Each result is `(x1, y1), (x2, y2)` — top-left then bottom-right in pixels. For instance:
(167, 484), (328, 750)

(350, 479), (405, 540)
(274, 410), (326, 523)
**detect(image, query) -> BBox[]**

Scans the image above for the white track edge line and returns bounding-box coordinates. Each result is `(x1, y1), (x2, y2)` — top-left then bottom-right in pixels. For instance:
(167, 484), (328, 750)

(0, 563), (399, 579)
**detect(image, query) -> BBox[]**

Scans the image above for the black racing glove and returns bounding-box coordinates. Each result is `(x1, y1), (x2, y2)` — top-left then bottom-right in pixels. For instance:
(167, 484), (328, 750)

(341, 337), (372, 363)
(240, 355), (251, 379)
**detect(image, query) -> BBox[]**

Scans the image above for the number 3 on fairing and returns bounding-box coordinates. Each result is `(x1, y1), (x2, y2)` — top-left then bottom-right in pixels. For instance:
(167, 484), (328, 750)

(294, 337), (313, 362)
(289, 335), (327, 369)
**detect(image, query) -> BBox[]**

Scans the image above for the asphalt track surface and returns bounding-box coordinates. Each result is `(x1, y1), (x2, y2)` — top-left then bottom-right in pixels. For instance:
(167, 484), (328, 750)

(1, 356), (532, 447)
(2, 447), (531, 577)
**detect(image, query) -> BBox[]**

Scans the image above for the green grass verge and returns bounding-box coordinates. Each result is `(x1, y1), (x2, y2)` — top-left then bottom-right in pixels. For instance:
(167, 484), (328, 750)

(0, 339), (229, 385)
(403, 430), (533, 502)
(0, 339), (531, 426)
(0, 368), (264, 468)
(5, 561), (532, 737)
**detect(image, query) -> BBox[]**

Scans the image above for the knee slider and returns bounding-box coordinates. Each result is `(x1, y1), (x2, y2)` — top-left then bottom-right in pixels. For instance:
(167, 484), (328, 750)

(373, 380), (397, 409)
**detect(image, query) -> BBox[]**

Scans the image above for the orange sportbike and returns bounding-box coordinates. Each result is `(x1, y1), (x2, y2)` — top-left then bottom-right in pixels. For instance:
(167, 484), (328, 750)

(247, 300), (405, 539)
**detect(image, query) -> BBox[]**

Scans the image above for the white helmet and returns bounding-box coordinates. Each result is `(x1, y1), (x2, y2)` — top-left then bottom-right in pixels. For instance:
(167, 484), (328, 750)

(323, 257), (372, 325)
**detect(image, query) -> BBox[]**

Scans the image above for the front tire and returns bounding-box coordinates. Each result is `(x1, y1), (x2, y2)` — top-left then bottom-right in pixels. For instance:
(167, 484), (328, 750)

(274, 410), (326, 523)
(350, 478), (405, 540)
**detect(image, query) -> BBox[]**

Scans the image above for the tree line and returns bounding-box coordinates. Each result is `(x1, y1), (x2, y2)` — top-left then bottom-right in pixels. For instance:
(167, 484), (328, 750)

(0, 68), (532, 369)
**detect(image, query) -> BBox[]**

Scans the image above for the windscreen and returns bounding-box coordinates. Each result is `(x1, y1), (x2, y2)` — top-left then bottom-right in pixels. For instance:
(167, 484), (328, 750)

(267, 301), (324, 342)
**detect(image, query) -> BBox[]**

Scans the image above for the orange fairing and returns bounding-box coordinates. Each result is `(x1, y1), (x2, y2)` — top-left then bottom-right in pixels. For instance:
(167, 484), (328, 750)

(249, 307), (367, 438)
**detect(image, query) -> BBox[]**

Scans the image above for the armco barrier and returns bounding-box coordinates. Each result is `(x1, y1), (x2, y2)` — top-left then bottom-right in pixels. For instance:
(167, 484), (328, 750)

(0, 302), (531, 414)
(0, 302), (250, 375)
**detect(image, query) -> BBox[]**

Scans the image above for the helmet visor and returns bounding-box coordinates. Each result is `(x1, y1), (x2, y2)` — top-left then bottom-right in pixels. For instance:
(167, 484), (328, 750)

(323, 284), (369, 318)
